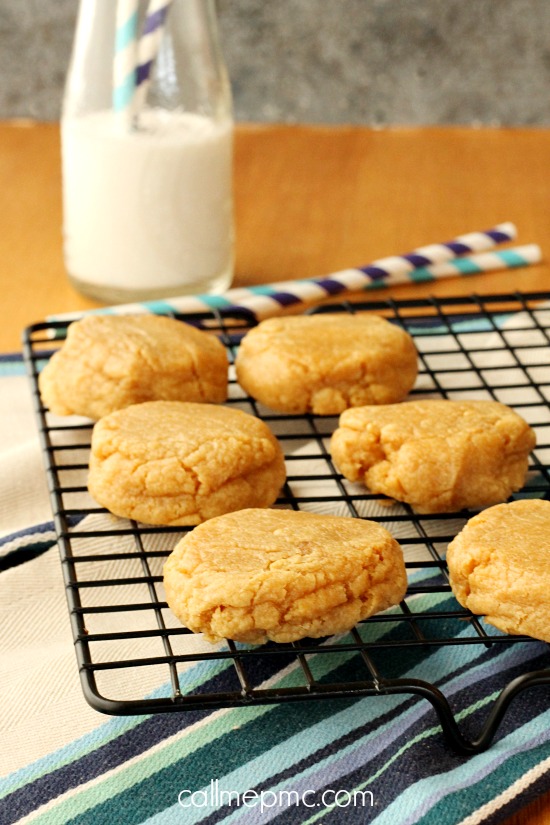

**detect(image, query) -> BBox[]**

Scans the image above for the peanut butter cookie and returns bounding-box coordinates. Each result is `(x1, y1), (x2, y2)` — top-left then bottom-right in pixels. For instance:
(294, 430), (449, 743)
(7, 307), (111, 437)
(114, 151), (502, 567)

(88, 401), (286, 525)
(330, 399), (535, 513)
(163, 508), (408, 644)
(447, 499), (550, 642)
(39, 314), (228, 419)
(234, 314), (418, 415)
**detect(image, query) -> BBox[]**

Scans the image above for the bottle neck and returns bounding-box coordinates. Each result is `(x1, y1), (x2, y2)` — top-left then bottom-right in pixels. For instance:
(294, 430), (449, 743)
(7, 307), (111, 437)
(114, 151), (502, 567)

(63, 0), (232, 124)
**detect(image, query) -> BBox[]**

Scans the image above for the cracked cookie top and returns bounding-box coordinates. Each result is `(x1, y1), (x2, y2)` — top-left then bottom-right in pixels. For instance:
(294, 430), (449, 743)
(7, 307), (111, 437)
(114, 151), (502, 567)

(163, 507), (408, 644)
(39, 314), (228, 420)
(234, 314), (418, 415)
(330, 399), (535, 513)
(88, 401), (286, 526)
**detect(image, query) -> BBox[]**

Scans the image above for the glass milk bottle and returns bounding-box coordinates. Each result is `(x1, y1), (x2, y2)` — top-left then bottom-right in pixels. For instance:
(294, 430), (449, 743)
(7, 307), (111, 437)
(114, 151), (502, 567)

(61, 0), (234, 303)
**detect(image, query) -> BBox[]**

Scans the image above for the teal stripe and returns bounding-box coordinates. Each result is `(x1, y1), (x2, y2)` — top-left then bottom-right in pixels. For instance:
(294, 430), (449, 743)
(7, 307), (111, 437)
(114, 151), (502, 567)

(198, 294), (234, 309)
(113, 70), (136, 112)
(115, 10), (139, 51)
(451, 258), (483, 275)
(496, 248), (531, 268)
(247, 285), (278, 296)
(0, 362), (26, 376)
(365, 280), (387, 290)
(410, 267), (437, 283)
(142, 300), (179, 314)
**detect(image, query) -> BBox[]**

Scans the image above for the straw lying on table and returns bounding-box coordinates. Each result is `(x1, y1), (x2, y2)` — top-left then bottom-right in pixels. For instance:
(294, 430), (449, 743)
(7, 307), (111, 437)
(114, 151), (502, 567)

(49, 222), (541, 323)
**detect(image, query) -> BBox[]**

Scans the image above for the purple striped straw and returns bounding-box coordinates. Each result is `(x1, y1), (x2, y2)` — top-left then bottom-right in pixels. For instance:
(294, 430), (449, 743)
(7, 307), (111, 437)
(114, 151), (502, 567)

(134, 0), (172, 112)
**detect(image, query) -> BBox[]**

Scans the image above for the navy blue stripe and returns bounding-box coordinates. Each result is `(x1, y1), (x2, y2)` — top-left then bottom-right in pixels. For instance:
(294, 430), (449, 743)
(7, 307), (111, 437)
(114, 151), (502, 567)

(444, 241), (471, 256)
(358, 265), (389, 281)
(271, 291), (306, 307)
(136, 58), (153, 85)
(0, 540), (57, 572)
(142, 6), (168, 36)
(403, 253), (433, 268)
(486, 229), (511, 244)
(0, 353), (23, 363)
(313, 279), (348, 296)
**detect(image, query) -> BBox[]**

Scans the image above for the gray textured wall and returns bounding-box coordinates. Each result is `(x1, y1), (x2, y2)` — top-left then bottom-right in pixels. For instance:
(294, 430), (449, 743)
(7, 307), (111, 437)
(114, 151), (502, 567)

(1, 0), (550, 125)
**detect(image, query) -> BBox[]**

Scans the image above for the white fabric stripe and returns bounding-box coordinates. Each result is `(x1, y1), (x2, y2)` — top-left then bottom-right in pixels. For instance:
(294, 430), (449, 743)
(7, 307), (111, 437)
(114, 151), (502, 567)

(456, 754), (550, 825)
(0, 529), (56, 558)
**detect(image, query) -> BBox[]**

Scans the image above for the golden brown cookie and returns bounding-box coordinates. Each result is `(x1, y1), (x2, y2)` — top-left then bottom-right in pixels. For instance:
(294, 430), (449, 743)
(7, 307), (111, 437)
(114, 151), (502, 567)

(88, 401), (286, 525)
(39, 314), (228, 419)
(163, 508), (408, 643)
(447, 499), (550, 642)
(234, 314), (418, 415)
(330, 399), (535, 513)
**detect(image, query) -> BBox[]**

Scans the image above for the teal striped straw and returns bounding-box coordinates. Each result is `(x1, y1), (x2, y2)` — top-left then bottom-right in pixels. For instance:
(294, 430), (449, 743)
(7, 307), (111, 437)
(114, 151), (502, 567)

(113, 0), (140, 119)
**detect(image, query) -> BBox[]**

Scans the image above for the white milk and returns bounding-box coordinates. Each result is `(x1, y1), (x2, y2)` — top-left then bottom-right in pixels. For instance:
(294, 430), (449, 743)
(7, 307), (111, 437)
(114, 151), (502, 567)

(61, 110), (234, 302)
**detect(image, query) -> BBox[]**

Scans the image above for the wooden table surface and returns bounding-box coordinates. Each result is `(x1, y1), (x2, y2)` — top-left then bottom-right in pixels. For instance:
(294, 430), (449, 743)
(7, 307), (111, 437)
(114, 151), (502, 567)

(0, 121), (549, 823)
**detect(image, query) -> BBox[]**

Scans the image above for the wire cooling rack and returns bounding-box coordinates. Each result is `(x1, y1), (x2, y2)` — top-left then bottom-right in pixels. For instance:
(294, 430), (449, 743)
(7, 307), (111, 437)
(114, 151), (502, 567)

(23, 292), (550, 755)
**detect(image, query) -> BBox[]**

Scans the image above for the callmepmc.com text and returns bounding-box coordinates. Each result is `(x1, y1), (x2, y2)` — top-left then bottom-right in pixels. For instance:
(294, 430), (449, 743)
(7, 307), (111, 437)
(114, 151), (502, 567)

(178, 780), (374, 813)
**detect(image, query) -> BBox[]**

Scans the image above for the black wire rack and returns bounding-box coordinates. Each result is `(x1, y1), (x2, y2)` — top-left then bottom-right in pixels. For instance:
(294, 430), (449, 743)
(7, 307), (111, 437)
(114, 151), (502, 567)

(23, 292), (550, 755)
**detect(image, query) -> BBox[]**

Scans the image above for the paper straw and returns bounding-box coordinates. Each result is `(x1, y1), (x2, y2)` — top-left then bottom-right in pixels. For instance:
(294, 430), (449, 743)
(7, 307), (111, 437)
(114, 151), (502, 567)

(355, 221), (518, 283)
(368, 244), (542, 286)
(113, 0), (140, 121)
(49, 230), (541, 324)
(117, 245), (542, 321)
(134, 0), (173, 113)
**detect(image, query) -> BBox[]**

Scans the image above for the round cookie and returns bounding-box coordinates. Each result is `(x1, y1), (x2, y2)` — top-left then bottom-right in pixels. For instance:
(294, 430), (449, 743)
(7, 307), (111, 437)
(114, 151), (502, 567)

(88, 401), (286, 525)
(39, 313), (228, 420)
(447, 499), (550, 642)
(163, 508), (408, 644)
(330, 399), (535, 513)
(234, 314), (418, 415)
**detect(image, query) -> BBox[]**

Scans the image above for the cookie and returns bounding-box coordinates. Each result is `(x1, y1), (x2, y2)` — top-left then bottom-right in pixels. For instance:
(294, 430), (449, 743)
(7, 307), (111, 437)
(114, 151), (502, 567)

(330, 399), (535, 513)
(234, 314), (418, 415)
(163, 508), (407, 643)
(447, 499), (550, 642)
(39, 313), (228, 420)
(88, 401), (286, 525)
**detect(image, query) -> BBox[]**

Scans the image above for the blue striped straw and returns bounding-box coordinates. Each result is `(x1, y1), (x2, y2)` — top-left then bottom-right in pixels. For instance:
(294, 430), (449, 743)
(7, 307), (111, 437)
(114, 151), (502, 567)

(134, 0), (172, 112)
(50, 224), (542, 323)
(113, 0), (140, 119)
